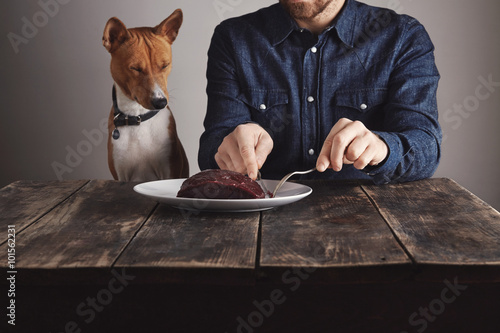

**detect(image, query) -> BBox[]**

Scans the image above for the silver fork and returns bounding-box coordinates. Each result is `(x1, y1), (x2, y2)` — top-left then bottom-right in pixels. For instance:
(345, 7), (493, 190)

(271, 167), (316, 197)
(256, 171), (270, 196)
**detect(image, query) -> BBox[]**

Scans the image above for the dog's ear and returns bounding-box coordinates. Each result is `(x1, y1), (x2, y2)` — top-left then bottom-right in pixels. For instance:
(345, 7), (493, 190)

(154, 9), (183, 43)
(103, 17), (130, 53)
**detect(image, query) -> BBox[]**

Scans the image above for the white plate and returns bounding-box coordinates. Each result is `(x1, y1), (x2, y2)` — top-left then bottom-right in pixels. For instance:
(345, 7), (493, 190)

(133, 179), (312, 212)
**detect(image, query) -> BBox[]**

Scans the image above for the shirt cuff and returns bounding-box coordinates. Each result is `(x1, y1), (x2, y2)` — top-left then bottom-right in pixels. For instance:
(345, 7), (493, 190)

(362, 131), (402, 184)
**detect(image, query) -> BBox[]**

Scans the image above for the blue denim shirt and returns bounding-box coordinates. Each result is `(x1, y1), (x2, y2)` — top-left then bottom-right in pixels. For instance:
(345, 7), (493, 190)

(199, 0), (441, 184)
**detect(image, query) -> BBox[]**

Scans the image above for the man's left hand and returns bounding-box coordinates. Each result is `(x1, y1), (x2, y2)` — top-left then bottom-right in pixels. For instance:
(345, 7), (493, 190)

(316, 118), (388, 172)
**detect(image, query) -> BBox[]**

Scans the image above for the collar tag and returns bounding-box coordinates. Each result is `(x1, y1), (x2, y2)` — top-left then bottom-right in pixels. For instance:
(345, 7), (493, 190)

(112, 128), (120, 140)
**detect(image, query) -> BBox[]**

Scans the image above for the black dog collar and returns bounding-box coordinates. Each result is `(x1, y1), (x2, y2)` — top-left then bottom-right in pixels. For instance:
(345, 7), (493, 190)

(112, 85), (162, 140)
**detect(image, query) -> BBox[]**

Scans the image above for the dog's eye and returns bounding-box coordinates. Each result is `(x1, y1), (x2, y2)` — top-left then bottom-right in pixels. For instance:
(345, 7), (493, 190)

(130, 67), (142, 73)
(161, 63), (170, 70)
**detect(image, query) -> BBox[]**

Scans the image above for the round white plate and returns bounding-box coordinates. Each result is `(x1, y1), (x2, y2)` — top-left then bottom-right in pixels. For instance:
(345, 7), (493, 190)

(133, 179), (312, 212)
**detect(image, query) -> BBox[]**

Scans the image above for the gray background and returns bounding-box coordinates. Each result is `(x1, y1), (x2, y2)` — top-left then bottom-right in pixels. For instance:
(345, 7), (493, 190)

(1, 0), (499, 210)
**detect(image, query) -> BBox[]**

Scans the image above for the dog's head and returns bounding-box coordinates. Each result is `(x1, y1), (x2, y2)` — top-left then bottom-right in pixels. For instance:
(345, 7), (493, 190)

(103, 9), (182, 110)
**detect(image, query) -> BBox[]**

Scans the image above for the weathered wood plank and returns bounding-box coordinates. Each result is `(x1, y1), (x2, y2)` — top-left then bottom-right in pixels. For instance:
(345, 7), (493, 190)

(363, 178), (500, 281)
(0, 180), (156, 275)
(115, 204), (260, 284)
(0, 180), (88, 243)
(259, 181), (412, 283)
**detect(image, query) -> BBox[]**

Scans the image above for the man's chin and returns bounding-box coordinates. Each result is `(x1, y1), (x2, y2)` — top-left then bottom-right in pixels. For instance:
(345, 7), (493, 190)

(281, 1), (311, 19)
(279, 0), (333, 21)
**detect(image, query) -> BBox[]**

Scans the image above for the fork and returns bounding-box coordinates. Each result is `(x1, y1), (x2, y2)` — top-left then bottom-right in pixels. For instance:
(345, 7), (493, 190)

(256, 171), (270, 196)
(271, 167), (316, 197)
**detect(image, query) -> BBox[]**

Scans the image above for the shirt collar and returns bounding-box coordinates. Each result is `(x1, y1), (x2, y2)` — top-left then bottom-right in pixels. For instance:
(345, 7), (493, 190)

(333, 0), (357, 48)
(271, 0), (357, 48)
(270, 4), (298, 46)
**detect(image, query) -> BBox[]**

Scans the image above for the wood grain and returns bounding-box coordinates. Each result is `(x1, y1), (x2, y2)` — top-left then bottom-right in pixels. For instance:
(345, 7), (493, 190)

(0, 180), (88, 243)
(363, 178), (500, 281)
(3, 178), (499, 286)
(1, 180), (156, 271)
(115, 204), (260, 284)
(259, 181), (411, 283)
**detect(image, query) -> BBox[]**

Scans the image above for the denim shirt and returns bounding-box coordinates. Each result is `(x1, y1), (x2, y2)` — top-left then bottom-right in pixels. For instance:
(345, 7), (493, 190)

(199, 0), (441, 184)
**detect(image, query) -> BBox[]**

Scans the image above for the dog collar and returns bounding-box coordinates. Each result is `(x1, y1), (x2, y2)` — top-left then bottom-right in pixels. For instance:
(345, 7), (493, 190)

(111, 85), (162, 140)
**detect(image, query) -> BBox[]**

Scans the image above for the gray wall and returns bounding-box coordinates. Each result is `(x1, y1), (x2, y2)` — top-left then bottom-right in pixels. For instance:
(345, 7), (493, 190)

(1, 0), (499, 210)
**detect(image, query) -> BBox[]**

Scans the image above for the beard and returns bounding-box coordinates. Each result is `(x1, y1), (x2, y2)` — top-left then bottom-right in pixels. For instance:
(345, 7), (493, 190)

(279, 0), (335, 20)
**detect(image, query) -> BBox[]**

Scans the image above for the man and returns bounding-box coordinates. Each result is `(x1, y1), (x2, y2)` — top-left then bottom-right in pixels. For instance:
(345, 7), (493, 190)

(199, 0), (441, 184)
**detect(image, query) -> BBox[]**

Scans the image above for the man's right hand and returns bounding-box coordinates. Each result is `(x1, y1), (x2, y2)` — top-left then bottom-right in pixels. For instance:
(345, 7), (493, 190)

(215, 123), (273, 180)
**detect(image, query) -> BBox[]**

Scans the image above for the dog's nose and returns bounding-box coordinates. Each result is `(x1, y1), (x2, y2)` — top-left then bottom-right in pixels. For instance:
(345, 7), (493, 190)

(152, 96), (168, 109)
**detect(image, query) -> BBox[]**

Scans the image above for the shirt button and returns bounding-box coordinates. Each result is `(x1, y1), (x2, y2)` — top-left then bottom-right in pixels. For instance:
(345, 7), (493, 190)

(360, 103), (368, 110)
(259, 104), (267, 110)
(308, 149), (315, 156)
(311, 46), (318, 53)
(307, 96), (315, 103)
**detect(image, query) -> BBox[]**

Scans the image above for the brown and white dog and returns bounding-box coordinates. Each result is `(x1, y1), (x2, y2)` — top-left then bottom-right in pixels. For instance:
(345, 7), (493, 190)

(102, 9), (189, 181)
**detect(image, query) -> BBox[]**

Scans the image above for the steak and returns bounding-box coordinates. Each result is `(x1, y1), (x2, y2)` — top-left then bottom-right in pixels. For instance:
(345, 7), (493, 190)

(177, 169), (265, 199)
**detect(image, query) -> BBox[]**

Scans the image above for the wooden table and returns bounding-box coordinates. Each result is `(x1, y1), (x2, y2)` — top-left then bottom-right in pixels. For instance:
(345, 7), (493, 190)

(1, 178), (499, 332)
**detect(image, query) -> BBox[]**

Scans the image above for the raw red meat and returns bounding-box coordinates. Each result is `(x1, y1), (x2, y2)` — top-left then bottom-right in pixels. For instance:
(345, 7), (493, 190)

(177, 169), (265, 199)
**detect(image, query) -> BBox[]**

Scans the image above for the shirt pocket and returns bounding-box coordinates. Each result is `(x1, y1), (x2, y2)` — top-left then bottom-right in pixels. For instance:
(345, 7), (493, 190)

(332, 88), (388, 129)
(238, 89), (290, 136)
(334, 88), (388, 113)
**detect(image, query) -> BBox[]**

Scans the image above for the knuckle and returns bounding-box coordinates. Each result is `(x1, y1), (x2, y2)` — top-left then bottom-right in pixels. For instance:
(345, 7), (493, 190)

(234, 124), (250, 137)
(333, 134), (347, 147)
(261, 131), (273, 143)
(215, 150), (224, 160)
(239, 144), (253, 157)
(215, 142), (230, 157)
(221, 134), (233, 146)
(356, 155), (370, 166)
(232, 128), (243, 137)
(345, 149), (359, 161)
(323, 135), (335, 146)
(352, 121), (368, 133)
